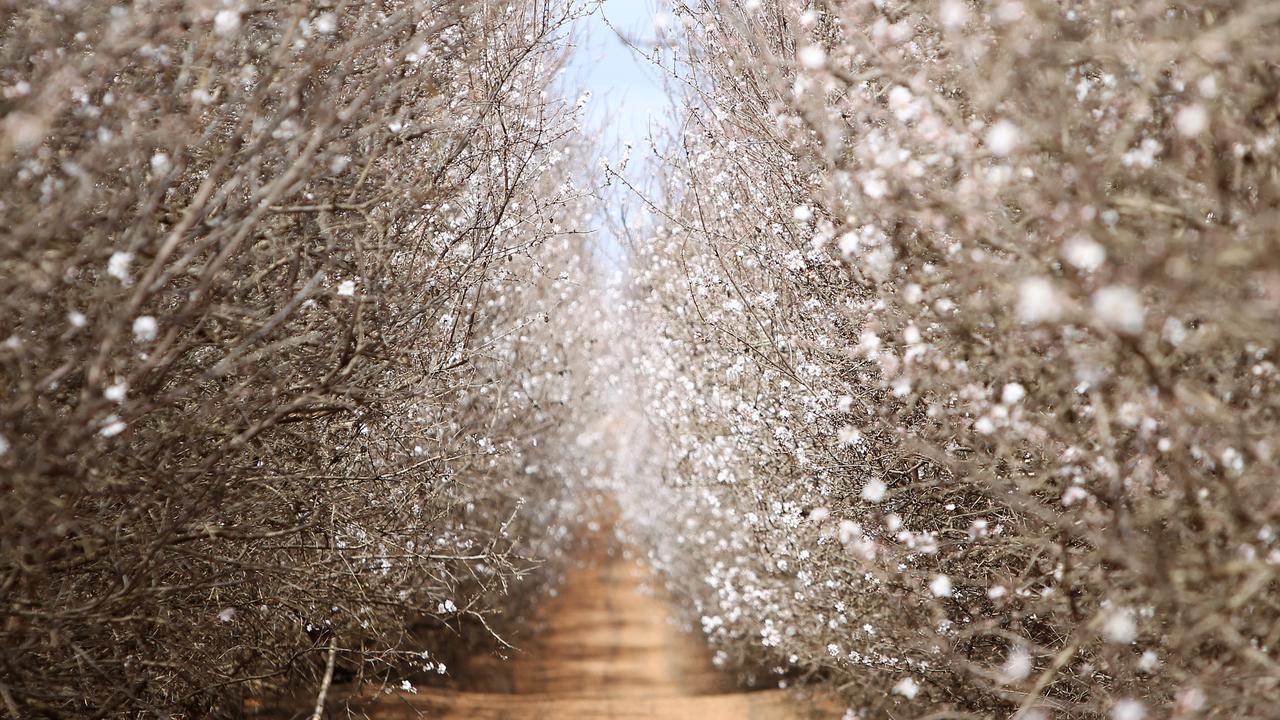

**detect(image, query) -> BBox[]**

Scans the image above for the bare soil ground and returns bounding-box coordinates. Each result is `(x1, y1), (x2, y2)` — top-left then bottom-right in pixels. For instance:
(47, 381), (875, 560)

(346, 526), (842, 719)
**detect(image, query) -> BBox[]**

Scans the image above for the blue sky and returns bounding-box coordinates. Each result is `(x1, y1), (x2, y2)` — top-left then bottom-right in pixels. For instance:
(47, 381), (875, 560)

(563, 0), (675, 267)
(565, 0), (672, 158)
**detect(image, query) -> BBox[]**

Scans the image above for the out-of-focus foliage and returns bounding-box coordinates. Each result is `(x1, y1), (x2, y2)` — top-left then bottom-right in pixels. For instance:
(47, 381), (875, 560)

(616, 1), (1280, 717)
(0, 1), (604, 716)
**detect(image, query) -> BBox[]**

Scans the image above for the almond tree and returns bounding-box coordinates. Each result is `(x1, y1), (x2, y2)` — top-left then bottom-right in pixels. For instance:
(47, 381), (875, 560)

(618, 1), (1280, 717)
(0, 1), (598, 715)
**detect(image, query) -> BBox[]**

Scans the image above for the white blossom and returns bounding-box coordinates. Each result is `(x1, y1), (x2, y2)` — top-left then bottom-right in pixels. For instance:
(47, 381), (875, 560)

(1137, 650), (1159, 673)
(1064, 235), (1106, 271)
(860, 478), (886, 503)
(837, 425), (862, 446)
(1103, 607), (1137, 644)
(132, 316), (158, 343)
(891, 677), (920, 699)
(939, 0), (970, 28)
(995, 1), (1026, 23)
(1092, 286), (1144, 335)
(314, 12), (337, 34)
(1062, 486), (1089, 506)
(857, 330), (882, 354)
(798, 45), (826, 70)
(1017, 277), (1063, 324)
(838, 232), (858, 259)
(929, 574), (953, 597)
(888, 86), (917, 122)
(1175, 104), (1209, 137)
(1001, 382), (1026, 405)
(108, 251), (133, 285)
(837, 520), (860, 545)
(1176, 688), (1206, 713)
(985, 120), (1022, 156)
(1002, 646), (1032, 682)
(150, 152), (170, 175)
(1111, 699), (1145, 720)
(214, 10), (242, 36)
(100, 416), (127, 438)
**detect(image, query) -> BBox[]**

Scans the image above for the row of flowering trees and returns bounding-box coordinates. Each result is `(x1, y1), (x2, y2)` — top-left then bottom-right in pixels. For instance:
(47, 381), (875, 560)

(617, 0), (1280, 717)
(0, 1), (607, 716)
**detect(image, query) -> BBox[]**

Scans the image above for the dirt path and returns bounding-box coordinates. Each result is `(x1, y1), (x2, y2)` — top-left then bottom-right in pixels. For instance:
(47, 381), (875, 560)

(351, 529), (842, 719)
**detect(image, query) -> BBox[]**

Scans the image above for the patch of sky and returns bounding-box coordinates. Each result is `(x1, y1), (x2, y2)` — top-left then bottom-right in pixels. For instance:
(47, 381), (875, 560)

(563, 0), (677, 270)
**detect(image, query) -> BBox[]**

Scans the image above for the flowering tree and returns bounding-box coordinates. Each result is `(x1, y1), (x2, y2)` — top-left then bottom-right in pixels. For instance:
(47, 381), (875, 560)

(617, 0), (1280, 717)
(0, 1), (603, 715)
(7, 0), (1280, 717)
